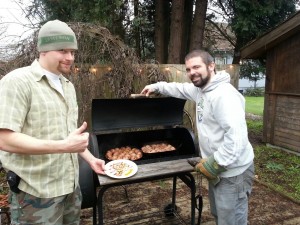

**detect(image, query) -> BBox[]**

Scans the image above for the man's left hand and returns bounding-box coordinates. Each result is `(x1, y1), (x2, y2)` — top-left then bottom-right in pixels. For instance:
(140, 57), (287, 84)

(188, 155), (226, 180)
(195, 155), (226, 180)
(90, 158), (106, 175)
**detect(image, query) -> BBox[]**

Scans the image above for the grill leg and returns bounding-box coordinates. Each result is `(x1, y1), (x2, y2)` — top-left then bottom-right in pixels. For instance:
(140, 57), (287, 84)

(97, 186), (109, 225)
(179, 173), (196, 225)
(172, 176), (177, 206)
(121, 185), (130, 203)
(93, 205), (97, 225)
(164, 176), (178, 217)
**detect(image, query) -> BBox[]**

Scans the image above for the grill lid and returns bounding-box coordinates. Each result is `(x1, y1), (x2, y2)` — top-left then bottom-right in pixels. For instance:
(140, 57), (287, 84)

(91, 97), (186, 132)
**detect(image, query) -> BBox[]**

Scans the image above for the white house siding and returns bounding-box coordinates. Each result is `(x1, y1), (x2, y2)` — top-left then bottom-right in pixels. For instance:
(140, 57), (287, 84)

(238, 77), (266, 92)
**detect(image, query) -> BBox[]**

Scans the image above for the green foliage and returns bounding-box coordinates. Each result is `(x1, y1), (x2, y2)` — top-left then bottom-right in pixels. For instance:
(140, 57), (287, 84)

(245, 96), (264, 115)
(27, 0), (128, 38)
(246, 120), (263, 134)
(230, 0), (297, 46)
(266, 162), (284, 171)
(253, 144), (300, 201)
(210, 0), (298, 64)
(287, 164), (300, 174)
(244, 88), (264, 97)
(158, 180), (168, 189)
(246, 96), (300, 200)
(26, 0), (158, 60)
(240, 59), (266, 84)
(24, 0), (299, 63)
(0, 169), (8, 194)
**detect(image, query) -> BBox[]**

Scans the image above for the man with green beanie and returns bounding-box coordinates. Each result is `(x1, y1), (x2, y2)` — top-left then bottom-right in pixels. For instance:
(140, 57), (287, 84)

(0, 20), (105, 224)
(140, 49), (255, 225)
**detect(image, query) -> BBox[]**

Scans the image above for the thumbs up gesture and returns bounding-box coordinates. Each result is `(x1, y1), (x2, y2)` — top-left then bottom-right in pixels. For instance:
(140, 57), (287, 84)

(64, 122), (89, 153)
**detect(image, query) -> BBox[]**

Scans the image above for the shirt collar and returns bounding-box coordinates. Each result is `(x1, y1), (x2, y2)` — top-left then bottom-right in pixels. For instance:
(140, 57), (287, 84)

(30, 59), (70, 83)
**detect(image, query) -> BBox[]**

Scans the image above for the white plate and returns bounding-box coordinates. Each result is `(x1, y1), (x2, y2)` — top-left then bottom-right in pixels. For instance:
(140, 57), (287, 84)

(105, 159), (138, 179)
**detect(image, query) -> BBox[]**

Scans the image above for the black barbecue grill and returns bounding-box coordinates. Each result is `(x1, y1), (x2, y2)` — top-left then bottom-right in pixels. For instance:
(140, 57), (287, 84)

(79, 97), (202, 225)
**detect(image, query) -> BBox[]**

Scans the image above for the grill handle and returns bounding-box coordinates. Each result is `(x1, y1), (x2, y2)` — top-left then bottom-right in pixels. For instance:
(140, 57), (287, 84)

(130, 94), (147, 98)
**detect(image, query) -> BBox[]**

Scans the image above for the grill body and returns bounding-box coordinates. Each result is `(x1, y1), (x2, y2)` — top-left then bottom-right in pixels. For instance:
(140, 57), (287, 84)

(79, 97), (200, 222)
(91, 127), (198, 165)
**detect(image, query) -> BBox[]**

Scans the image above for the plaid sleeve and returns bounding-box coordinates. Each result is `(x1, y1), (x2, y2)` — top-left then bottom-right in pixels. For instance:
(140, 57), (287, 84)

(0, 74), (30, 132)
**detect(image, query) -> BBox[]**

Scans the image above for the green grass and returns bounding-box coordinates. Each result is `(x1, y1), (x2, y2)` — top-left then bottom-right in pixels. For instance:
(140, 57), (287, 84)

(245, 96), (264, 116)
(245, 96), (300, 201)
(253, 143), (300, 201)
(247, 119), (263, 135)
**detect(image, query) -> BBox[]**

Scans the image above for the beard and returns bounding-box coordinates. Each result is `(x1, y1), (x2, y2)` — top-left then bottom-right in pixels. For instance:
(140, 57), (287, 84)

(191, 68), (211, 88)
(58, 63), (72, 75)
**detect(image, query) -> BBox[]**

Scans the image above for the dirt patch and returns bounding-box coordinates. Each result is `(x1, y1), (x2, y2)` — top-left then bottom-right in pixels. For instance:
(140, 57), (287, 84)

(249, 181), (300, 225)
(78, 176), (300, 225)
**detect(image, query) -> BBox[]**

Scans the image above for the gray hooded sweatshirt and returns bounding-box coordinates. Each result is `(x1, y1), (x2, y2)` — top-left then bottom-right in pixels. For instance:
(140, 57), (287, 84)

(148, 71), (254, 177)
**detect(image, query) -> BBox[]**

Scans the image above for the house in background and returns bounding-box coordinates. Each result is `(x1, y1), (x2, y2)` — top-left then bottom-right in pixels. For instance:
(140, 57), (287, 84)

(238, 76), (266, 92)
(207, 23), (234, 66)
(241, 11), (300, 154)
(212, 41), (234, 65)
(207, 24), (266, 92)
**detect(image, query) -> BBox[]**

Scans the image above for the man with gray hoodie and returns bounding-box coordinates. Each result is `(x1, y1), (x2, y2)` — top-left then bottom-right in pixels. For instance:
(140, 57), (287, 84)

(141, 49), (254, 225)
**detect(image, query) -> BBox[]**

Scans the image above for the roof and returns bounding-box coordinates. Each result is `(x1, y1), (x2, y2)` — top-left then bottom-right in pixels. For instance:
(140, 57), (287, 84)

(204, 22), (235, 53)
(240, 10), (300, 59)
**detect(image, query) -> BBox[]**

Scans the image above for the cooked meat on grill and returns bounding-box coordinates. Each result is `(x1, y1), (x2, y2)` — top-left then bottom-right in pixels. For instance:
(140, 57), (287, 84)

(105, 146), (143, 161)
(141, 143), (176, 153)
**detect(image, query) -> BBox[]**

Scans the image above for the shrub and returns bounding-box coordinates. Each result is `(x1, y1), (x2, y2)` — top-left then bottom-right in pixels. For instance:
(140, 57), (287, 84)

(244, 87), (264, 96)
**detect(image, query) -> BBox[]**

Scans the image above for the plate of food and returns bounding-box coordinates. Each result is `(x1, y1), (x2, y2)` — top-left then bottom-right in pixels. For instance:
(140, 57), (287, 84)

(105, 159), (138, 179)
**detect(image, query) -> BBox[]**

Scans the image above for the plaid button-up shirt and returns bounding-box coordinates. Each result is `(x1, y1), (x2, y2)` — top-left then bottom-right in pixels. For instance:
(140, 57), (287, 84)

(0, 60), (79, 198)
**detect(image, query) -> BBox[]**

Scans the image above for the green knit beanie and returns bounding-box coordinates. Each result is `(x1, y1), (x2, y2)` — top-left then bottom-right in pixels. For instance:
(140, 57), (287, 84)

(37, 20), (78, 52)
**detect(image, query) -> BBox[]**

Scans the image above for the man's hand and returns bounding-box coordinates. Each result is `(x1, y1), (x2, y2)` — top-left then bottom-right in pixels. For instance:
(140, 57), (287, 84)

(89, 157), (106, 175)
(140, 84), (156, 97)
(195, 155), (226, 179)
(64, 122), (89, 153)
(187, 158), (203, 167)
(188, 155), (226, 185)
(79, 148), (106, 175)
(0, 122), (90, 154)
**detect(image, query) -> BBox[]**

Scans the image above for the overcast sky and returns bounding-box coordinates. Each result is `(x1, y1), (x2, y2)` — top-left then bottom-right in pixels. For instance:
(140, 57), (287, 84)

(0, 0), (37, 47)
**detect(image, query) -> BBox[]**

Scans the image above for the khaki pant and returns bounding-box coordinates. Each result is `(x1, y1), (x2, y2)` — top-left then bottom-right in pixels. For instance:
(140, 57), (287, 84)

(9, 186), (82, 225)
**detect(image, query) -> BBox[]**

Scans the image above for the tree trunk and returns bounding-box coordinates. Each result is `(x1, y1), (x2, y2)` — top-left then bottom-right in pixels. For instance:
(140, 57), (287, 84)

(180, 0), (194, 62)
(154, 0), (170, 64)
(168, 0), (185, 63)
(232, 37), (242, 64)
(111, 0), (128, 40)
(133, 0), (141, 57)
(189, 0), (208, 51)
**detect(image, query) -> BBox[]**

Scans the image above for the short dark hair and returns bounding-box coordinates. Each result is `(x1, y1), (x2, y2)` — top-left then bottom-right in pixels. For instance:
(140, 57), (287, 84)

(185, 49), (214, 66)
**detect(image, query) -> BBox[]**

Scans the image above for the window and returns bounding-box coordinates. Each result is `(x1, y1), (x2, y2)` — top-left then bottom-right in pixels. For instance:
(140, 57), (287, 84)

(215, 57), (227, 65)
